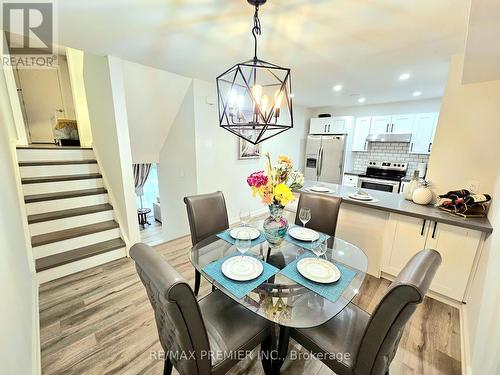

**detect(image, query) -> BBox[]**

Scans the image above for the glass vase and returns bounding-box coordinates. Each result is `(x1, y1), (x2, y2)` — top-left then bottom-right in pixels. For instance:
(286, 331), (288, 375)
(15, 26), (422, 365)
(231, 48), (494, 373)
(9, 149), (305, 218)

(263, 204), (288, 247)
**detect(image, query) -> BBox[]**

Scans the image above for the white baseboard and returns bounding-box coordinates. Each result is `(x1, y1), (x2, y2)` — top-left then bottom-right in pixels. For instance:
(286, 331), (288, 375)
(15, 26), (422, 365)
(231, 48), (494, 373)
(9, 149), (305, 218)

(32, 276), (41, 375)
(460, 304), (471, 375)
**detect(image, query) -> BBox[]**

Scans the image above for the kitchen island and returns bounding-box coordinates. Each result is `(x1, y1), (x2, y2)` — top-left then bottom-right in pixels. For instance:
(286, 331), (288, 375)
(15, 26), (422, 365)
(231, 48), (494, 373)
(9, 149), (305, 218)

(297, 181), (493, 304)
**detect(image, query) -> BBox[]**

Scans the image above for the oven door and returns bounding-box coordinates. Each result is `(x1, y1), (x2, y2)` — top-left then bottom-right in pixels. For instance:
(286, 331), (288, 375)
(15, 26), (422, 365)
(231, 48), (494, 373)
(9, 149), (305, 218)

(357, 177), (400, 193)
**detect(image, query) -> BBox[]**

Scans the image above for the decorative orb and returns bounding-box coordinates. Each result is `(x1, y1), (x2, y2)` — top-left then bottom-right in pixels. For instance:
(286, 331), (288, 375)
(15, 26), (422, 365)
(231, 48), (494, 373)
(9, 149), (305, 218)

(412, 187), (433, 205)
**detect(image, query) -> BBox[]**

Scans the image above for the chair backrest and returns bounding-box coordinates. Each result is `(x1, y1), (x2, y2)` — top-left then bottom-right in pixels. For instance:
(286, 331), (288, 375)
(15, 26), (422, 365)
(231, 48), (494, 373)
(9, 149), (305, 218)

(130, 243), (211, 375)
(294, 192), (342, 245)
(354, 249), (442, 375)
(184, 191), (229, 246)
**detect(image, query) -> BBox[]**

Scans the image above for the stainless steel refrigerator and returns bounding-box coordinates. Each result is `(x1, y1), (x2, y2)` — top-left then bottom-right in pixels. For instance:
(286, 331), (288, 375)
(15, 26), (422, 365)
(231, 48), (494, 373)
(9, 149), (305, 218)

(304, 135), (346, 183)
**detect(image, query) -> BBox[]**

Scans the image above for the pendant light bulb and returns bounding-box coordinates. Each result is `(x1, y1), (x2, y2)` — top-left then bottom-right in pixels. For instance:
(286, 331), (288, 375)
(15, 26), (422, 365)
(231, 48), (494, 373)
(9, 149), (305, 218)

(252, 84), (263, 103)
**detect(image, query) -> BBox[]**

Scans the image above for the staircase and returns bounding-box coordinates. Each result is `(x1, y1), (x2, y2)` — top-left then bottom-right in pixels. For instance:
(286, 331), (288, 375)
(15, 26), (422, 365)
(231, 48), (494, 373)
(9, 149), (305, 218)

(17, 146), (127, 283)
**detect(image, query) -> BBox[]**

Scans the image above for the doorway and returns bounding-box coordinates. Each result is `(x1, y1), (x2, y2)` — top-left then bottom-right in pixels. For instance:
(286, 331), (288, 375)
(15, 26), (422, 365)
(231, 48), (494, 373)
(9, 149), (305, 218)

(14, 54), (79, 145)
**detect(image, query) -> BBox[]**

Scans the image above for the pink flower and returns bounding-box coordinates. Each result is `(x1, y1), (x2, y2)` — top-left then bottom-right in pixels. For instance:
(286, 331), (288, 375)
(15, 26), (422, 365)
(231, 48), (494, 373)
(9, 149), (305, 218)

(247, 171), (268, 188)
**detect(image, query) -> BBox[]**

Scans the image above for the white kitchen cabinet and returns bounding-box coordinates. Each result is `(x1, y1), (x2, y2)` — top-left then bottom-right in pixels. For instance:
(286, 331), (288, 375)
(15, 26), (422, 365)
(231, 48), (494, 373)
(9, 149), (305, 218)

(310, 116), (352, 134)
(391, 114), (414, 133)
(352, 117), (371, 151)
(410, 113), (438, 154)
(425, 221), (481, 301)
(381, 213), (482, 302)
(342, 174), (359, 187)
(370, 116), (392, 134)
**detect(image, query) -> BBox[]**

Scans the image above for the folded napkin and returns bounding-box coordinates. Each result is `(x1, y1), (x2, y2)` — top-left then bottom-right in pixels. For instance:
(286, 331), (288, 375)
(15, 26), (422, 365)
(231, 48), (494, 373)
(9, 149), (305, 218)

(217, 228), (267, 246)
(284, 225), (331, 251)
(202, 253), (280, 299)
(279, 253), (357, 303)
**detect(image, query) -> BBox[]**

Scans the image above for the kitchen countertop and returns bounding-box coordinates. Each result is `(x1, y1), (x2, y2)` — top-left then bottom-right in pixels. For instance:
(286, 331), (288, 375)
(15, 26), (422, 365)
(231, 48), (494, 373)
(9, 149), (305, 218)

(343, 171), (363, 176)
(301, 181), (493, 234)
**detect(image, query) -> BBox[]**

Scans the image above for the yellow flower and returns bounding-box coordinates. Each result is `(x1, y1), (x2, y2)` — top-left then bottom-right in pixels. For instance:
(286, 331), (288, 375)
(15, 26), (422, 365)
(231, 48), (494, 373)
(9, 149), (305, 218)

(273, 183), (294, 206)
(278, 155), (292, 165)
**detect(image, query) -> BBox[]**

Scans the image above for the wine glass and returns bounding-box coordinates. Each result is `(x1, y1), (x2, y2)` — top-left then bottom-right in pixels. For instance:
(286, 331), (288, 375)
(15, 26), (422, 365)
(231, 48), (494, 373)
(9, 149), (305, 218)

(299, 207), (311, 227)
(235, 230), (251, 258)
(239, 208), (251, 227)
(311, 239), (327, 259)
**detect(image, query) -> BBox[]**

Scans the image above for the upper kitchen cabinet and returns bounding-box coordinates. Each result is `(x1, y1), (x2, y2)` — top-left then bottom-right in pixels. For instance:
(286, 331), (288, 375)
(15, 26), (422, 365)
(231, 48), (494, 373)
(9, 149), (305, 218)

(309, 116), (353, 135)
(352, 117), (372, 151)
(409, 112), (438, 154)
(370, 116), (392, 134)
(391, 114), (414, 133)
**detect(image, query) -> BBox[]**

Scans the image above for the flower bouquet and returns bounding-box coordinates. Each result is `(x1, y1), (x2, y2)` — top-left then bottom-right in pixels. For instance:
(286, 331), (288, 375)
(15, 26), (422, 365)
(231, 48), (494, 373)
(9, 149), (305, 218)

(247, 153), (304, 247)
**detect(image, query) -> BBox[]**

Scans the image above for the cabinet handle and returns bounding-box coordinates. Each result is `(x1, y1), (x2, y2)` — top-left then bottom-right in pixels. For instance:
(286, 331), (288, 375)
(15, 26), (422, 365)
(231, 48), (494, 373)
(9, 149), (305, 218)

(428, 142), (432, 152)
(420, 219), (427, 236)
(324, 124), (327, 133)
(364, 140), (368, 150)
(328, 124), (331, 132)
(391, 124), (394, 132)
(432, 222), (438, 238)
(386, 124), (389, 132)
(410, 143), (414, 151)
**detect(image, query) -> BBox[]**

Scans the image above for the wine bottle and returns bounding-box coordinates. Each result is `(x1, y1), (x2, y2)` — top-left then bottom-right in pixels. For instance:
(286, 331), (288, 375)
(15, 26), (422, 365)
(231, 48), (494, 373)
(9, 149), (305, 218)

(464, 194), (491, 205)
(439, 189), (470, 199)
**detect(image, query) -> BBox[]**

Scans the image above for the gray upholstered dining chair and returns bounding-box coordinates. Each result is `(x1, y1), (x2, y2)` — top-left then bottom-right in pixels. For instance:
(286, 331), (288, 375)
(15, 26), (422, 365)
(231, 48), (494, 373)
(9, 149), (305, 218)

(295, 192), (342, 247)
(130, 243), (273, 375)
(184, 191), (229, 296)
(287, 248), (441, 375)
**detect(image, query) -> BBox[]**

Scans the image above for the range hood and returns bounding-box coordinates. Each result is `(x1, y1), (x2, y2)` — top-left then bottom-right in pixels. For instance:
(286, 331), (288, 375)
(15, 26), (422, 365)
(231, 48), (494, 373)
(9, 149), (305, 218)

(366, 133), (412, 143)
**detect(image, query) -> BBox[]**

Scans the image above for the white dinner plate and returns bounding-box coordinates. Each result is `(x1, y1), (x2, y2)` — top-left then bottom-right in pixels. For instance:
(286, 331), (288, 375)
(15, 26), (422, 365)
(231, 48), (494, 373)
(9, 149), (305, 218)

(288, 227), (320, 242)
(221, 256), (263, 281)
(348, 193), (373, 201)
(229, 227), (260, 240)
(309, 186), (331, 193)
(297, 258), (341, 284)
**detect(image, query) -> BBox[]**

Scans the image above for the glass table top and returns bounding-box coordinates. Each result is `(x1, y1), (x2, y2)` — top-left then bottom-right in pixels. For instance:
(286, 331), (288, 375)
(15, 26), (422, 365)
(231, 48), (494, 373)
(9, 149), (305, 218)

(190, 232), (367, 328)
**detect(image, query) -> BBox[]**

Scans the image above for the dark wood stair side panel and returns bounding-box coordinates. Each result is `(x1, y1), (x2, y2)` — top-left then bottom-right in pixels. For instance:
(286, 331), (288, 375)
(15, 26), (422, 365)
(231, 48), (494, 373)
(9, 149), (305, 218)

(19, 160), (97, 166)
(25, 188), (108, 203)
(35, 238), (125, 272)
(31, 220), (119, 247)
(28, 204), (113, 224)
(22, 173), (102, 184)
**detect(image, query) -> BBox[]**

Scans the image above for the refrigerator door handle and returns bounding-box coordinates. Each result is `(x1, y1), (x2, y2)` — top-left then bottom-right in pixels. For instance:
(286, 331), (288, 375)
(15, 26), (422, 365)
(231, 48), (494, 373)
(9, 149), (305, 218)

(318, 147), (324, 178)
(316, 148), (321, 178)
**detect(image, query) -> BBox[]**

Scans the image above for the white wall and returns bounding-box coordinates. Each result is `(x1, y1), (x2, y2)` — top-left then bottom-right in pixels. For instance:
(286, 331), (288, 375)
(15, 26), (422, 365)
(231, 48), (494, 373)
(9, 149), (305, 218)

(66, 48), (93, 147)
(58, 56), (76, 120)
(427, 54), (500, 374)
(0, 65), (39, 374)
(311, 98), (442, 118)
(121, 60), (192, 163)
(83, 53), (140, 248)
(158, 82), (198, 240)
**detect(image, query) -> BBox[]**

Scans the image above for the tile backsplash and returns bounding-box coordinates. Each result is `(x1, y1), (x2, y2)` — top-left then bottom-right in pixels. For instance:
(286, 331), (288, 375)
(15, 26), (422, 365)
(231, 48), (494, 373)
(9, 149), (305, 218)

(352, 142), (429, 178)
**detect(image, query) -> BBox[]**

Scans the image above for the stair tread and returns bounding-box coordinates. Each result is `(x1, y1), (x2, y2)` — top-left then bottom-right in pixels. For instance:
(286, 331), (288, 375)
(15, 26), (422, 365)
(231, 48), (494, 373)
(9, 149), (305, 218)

(28, 204), (113, 224)
(19, 159), (97, 166)
(17, 146), (93, 150)
(32, 220), (119, 247)
(25, 188), (107, 203)
(22, 173), (102, 184)
(36, 238), (125, 272)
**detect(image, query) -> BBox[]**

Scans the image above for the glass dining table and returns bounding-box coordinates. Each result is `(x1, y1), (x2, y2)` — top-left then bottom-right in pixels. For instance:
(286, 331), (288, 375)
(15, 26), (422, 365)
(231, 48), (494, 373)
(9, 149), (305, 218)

(189, 223), (368, 328)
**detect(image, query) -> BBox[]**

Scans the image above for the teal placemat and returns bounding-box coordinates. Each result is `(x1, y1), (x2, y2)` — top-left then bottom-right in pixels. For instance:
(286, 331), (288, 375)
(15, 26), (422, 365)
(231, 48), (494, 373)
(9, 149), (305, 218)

(202, 253), (279, 299)
(284, 225), (331, 251)
(280, 253), (357, 303)
(217, 228), (267, 246)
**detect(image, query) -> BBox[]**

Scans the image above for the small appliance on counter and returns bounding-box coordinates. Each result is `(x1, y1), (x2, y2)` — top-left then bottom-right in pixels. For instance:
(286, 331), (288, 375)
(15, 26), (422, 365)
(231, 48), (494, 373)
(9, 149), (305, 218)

(435, 189), (492, 218)
(357, 161), (407, 193)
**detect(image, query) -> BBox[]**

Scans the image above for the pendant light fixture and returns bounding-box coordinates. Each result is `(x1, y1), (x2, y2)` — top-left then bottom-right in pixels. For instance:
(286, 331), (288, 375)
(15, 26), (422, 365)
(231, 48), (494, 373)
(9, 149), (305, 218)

(216, 0), (293, 145)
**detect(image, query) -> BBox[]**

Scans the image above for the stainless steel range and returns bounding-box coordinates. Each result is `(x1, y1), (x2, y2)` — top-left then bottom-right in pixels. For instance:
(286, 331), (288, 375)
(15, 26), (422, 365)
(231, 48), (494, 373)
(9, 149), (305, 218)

(357, 161), (408, 193)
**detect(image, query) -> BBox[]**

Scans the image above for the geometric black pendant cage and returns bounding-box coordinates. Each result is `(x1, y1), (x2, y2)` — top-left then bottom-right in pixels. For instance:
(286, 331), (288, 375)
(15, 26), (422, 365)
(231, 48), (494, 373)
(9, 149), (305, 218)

(216, 0), (293, 145)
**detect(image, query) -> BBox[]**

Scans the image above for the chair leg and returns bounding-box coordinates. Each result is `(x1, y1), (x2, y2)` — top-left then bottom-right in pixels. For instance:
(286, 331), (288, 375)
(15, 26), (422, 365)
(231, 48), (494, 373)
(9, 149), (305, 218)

(274, 326), (290, 374)
(163, 357), (172, 375)
(194, 270), (201, 296)
(260, 334), (273, 375)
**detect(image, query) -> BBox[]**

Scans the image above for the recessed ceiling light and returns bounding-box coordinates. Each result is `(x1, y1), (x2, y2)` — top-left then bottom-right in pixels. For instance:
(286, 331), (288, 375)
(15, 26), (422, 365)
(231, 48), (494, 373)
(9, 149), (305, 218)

(399, 73), (411, 81)
(358, 97), (366, 103)
(412, 91), (422, 97)
(333, 84), (343, 92)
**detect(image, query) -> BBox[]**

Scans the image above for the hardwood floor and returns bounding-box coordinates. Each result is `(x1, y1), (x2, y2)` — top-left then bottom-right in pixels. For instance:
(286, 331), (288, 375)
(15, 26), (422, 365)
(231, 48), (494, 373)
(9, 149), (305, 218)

(139, 219), (168, 246)
(39, 236), (461, 374)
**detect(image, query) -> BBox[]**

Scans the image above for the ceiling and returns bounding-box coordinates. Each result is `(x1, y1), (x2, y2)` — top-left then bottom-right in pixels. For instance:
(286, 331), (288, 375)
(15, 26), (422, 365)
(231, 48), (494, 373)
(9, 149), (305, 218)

(57, 0), (469, 108)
